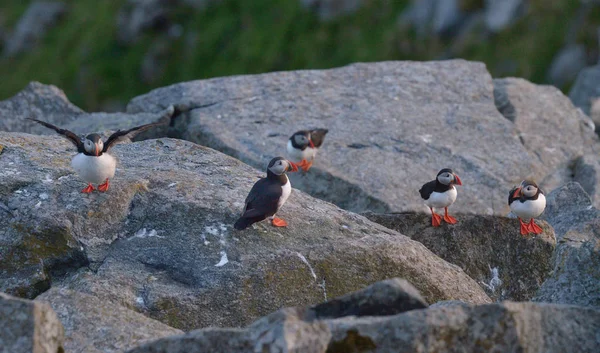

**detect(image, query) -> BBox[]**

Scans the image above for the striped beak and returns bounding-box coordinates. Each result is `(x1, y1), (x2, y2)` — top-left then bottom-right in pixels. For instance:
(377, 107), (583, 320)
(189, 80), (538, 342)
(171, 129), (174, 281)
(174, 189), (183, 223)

(453, 174), (462, 186)
(512, 187), (522, 198)
(287, 161), (299, 172)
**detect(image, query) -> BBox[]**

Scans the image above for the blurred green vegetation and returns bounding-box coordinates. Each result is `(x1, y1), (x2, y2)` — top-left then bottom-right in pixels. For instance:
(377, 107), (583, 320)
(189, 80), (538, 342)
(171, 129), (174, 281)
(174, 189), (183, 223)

(0, 0), (597, 111)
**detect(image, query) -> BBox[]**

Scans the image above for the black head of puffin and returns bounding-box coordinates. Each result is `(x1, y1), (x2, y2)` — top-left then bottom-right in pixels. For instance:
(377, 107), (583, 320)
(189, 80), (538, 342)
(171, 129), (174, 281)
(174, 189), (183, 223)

(267, 157), (299, 175)
(512, 179), (539, 199)
(290, 130), (314, 149)
(83, 133), (104, 156)
(436, 168), (462, 186)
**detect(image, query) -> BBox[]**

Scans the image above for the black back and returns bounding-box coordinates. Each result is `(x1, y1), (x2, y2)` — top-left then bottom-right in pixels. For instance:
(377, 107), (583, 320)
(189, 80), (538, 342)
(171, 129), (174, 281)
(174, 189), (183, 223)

(418, 168), (455, 200)
(419, 180), (453, 200)
(234, 157), (288, 230)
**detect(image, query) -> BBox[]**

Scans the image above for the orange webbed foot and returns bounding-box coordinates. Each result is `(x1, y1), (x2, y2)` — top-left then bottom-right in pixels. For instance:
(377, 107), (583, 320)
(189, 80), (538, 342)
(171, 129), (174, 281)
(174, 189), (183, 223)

(271, 217), (288, 227)
(97, 179), (110, 192)
(443, 207), (458, 224)
(430, 209), (442, 227)
(518, 218), (530, 236)
(81, 183), (95, 193)
(297, 159), (313, 172)
(529, 219), (543, 234)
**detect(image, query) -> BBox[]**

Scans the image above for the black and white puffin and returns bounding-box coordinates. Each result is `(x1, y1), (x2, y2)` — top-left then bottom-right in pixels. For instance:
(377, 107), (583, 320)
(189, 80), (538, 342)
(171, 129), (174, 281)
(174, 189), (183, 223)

(234, 157), (299, 230)
(419, 168), (463, 227)
(286, 128), (328, 172)
(508, 180), (546, 235)
(29, 119), (162, 193)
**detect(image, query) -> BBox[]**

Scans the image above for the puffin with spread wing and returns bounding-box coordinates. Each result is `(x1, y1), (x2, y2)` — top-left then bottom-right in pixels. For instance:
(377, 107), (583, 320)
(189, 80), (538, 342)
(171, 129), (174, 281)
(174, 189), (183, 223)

(29, 119), (162, 193)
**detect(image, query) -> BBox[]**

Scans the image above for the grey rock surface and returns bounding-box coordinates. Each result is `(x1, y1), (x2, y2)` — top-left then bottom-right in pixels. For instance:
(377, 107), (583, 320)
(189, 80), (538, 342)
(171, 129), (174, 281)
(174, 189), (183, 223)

(0, 81), (174, 140)
(300, 0), (365, 20)
(311, 278), (428, 319)
(535, 182), (600, 308)
(0, 131), (490, 332)
(0, 292), (64, 353)
(363, 212), (556, 301)
(493, 77), (600, 203)
(127, 60), (600, 215)
(3, 1), (67, 57)
(128, 279), (600, 353)
(36, 288), (183, 353)
(0, 82), (83, 134)
(569, 64), (600, 115)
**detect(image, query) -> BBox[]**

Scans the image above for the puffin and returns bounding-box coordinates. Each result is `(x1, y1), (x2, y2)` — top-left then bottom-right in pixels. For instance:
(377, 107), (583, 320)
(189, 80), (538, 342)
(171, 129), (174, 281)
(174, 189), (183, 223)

(286, 128), (328, 172)
(419, 168), (463, 227)
(508, 180), (546, 235)
(29, 119), (163, 193)
(234, 157), (299, 230)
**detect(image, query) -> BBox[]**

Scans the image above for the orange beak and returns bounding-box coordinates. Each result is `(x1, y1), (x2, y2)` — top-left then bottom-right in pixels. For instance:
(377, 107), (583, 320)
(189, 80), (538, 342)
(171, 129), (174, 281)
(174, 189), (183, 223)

(288, 161), (299, 172)
(95, 145), (100, 156)
(308, 138), (315, 148)
(512, 187), (522, 198)
(453, 174), (462, 186)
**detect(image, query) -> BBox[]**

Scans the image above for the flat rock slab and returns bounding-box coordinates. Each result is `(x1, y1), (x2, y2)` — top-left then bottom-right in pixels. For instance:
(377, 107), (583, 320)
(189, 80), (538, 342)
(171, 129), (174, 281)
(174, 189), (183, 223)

(0, 132), (489, 332)
(127, 60), (599, 214)
(36, 288), (183, 353)
(363, 212), (556, 301)
(0, 292), (64, 353)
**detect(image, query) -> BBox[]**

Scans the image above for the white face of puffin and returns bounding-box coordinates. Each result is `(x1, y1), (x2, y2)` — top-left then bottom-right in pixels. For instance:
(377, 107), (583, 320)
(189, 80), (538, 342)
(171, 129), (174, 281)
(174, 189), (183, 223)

(437, 172), (454, 185)
(83, 138), (103, 156)
(522, 183), (538, 198)
(268, 159), (292, 175)
(294, 134), (310, 146)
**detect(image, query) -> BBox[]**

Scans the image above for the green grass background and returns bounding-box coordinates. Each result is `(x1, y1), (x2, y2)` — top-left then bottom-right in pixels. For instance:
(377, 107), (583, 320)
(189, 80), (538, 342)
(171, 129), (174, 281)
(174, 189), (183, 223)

(0, 0), (596, 111)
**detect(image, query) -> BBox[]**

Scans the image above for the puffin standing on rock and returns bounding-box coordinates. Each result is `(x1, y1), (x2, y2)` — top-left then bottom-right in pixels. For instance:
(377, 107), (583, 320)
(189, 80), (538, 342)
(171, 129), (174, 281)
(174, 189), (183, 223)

(234, 157), (299, 230)
(508, 180), (546, 235)
(419, 168), (463, 227)
(29, 119), (163, 193)
(286, 128), (328, 172)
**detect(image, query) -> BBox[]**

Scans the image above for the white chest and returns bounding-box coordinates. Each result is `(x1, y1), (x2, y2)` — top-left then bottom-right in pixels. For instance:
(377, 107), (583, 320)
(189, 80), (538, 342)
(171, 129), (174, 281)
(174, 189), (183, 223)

(71, 153), (117, 185)
(286, 140), (317, 163)
(510, 194), (546, 220)
(278, 179), (292, 210)
(424, 187), (457, 209)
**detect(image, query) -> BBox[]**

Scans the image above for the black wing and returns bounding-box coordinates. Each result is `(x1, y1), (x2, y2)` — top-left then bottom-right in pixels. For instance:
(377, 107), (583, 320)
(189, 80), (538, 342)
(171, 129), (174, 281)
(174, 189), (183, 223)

(508, 186), (520, 205)
(103, 122), (164, 152)
(310, 128), (329, 148)
(28, 118), (83, 152)
(418, 180), (436, 200)
(241, 178), (282, 218)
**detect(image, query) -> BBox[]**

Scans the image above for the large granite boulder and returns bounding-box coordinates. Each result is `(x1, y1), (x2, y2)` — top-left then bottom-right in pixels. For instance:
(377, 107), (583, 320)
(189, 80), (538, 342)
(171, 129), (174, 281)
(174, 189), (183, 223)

(36, 288), (182, 353)
(0, 131), (489, 333)
(535, 182), (600, 308)
(363, 212), (556, 302)
(0, 81), (174, 140)
(126, 60), (600, 214)
(0, 82), (83, 133)
(0, 292), (64, 353)
(127, 279), (600, 353)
